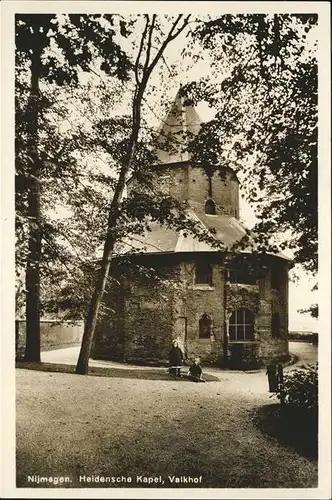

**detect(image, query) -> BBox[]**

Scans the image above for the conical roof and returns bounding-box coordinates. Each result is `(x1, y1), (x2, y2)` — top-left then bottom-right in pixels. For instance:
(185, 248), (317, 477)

(154, 89), (202, 164)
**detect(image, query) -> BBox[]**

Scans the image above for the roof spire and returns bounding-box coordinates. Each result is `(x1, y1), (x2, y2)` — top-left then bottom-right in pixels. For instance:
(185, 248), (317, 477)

(154, 87), (202, 165)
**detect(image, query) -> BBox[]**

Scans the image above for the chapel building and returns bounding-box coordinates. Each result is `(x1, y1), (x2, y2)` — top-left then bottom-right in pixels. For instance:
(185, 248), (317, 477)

(92, 90), (290, 369)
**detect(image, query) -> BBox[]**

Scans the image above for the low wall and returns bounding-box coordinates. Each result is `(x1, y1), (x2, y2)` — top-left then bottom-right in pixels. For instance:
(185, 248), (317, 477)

(16, 320), (84, 360)
(288, 332), (318, 344)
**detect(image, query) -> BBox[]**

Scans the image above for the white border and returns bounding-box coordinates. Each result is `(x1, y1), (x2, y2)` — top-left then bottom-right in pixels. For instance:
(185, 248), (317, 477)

(1, 1), (331, 499)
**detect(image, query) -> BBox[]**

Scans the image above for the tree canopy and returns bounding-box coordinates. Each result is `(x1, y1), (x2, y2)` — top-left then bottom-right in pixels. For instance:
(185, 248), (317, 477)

(185, 13), (318, 273)
(15, 14), (132, 360)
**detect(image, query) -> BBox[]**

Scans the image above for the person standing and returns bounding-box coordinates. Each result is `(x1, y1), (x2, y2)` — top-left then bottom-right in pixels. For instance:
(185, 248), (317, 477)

(168, 340), (184, 377)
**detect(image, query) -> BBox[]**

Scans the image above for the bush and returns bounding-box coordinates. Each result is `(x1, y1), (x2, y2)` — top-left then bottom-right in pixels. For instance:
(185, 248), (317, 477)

(275, 363), (318, 411)
(228, 342), (262, 370)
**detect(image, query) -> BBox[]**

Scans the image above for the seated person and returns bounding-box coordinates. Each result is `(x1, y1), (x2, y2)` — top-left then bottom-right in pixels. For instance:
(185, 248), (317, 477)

(187, 357), (206, 382)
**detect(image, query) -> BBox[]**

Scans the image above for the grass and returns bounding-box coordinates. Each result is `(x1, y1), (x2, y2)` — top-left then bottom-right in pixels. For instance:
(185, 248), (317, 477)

(15, 361), (221, 381)
(16, 366), (318, 489)
(253, 403), (318, 459)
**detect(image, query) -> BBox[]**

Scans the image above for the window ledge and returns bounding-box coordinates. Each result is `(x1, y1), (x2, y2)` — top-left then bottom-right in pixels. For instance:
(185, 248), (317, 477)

(226, 282), (258, 288)
(190, 285), (215, 291)
(228, 340), (258, 344)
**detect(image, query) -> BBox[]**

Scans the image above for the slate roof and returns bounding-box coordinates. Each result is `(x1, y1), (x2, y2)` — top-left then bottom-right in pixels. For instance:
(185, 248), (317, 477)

(115, 209), (291, 261)
(154, 89), (202, 165)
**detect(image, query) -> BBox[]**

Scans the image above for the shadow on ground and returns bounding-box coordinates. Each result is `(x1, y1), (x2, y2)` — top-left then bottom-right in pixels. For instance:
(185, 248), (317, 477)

(252, 403), (318, 459)
(16, 362), (220, 382)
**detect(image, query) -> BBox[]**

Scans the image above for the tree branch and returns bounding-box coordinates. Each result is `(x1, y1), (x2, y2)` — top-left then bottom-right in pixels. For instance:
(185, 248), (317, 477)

(134, 15), (150, 85)
(144, 15), (191, 83)
(143, 14), (157, 73)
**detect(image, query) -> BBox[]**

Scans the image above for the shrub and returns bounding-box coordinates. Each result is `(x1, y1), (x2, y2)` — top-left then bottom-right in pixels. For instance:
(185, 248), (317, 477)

(275, 363), (318, 411)
(228, 342), (262, 370)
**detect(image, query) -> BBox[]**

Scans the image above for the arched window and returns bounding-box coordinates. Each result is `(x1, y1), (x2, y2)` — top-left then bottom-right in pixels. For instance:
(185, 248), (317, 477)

(271, 313), (281, 338)
(229, 308), (254, 341)
(199, 313), (211, 338)
(205, 199), (216, 215)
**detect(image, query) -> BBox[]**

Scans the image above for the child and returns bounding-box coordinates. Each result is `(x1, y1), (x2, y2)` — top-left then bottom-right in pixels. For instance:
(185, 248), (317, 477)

(168, 340), (184, 377)
(187, 357), (206, 383)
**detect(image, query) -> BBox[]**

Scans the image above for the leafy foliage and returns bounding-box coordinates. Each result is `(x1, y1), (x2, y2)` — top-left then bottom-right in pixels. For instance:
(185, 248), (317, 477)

(288, 331), (317, 342)
(15, 14), (132, 325)
(275, 363), (318, 411)
(186, 14), (318, 273)
(16, 14), (131, 84)
(298, 304), (318, 318)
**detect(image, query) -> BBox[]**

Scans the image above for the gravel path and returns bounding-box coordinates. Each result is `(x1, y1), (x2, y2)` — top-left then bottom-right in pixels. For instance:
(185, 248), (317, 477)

(16, 342), (318, 489)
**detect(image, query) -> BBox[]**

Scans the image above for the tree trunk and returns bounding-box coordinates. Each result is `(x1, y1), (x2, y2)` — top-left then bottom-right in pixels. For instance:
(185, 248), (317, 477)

(24, 56), (42, 362)
(75, 15), (191, 375)
(75, 235), (115, 374)
(24, 181), (41, 361)
(75, 97), (142, 375)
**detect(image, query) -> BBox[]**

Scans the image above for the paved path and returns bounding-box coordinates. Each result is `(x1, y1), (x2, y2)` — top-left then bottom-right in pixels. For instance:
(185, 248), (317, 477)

(41, 346), (159, 371)
(37, 341), (318, 400)
(288, 341), (318, 367)
(41, 341), (318, 373)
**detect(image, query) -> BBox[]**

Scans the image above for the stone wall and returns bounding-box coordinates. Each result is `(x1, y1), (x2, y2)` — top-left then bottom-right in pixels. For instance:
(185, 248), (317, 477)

(91, 281), (126, 361)
(257, 259), (290, 363)
(16, 320), (84, 360)
(92, 253), (290, 369)
(186, 166), (239, 218)
(177, 257), (225, 364)
(92, 257), (180, 364)
(127, 164), (189, 203)
(127, 164), (239, 218)
(122, 275), (176, 363)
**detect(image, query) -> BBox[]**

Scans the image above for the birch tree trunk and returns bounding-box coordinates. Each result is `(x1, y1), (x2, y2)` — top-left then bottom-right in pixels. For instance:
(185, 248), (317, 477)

(75, 14), (190, 375)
